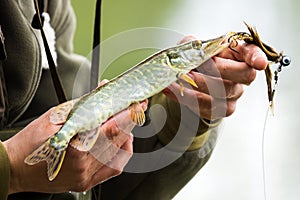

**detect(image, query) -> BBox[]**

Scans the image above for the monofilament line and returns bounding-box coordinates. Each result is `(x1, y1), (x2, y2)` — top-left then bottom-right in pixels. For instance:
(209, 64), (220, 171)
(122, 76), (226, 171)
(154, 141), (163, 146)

(262, 105), (270, 200)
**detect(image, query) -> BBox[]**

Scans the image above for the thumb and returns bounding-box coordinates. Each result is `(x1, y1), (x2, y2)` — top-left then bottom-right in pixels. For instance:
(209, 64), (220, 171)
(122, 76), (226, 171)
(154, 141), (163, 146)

(178, 34), (198, 44)
(98, 79), (110, 87)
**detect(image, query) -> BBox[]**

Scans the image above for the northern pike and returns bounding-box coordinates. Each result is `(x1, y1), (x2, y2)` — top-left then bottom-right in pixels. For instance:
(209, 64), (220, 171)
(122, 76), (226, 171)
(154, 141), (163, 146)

(25, 23), (289, 181)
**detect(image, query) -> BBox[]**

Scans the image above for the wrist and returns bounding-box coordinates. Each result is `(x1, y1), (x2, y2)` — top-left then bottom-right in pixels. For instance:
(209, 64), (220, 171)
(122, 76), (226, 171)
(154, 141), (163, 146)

(2, 139), (23, 194)
(0, 140), (11, 198)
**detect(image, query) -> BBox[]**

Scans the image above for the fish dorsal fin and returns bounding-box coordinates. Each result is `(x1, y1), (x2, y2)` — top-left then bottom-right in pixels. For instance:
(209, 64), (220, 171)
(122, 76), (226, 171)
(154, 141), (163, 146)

(129, 102), (146, 126)
(70, 127), (101, 151)
(50, 98), (80, 125)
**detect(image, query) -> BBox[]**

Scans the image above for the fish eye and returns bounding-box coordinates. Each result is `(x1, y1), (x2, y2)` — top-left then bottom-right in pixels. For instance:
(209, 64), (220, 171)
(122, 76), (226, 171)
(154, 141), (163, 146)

(192, 40), (202, 50)
(166, 50), (181, 65)
(167, 50), (179, 59)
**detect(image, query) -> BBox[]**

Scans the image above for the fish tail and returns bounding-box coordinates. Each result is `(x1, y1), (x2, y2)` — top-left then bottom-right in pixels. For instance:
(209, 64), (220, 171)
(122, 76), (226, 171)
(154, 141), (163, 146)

(24, 138), (66, 181)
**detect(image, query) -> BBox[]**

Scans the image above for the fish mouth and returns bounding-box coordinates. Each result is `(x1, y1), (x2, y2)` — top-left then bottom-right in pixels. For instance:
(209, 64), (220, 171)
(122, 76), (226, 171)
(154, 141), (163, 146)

(201, 33), (232, 56)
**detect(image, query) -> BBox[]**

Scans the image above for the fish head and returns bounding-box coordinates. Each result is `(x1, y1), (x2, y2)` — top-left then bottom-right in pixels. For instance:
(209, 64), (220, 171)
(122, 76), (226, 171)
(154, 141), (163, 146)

(165, 32), (233, 73)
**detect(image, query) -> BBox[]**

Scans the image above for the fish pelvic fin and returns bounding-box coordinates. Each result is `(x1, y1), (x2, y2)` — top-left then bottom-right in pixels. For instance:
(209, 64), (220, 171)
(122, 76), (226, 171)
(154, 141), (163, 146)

(70, 127), (101, 151)
(129, 102), (146, 126)
(24, 139), (67, 181)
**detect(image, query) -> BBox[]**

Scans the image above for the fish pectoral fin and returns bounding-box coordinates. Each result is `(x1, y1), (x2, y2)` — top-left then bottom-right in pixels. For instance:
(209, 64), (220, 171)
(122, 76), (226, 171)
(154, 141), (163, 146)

(24, 139), (66, 181)
(129, 102), (146, 126)
(50, 98), (80, 125)
(70, 127), (101, 151)
(178, 73), (198, 88)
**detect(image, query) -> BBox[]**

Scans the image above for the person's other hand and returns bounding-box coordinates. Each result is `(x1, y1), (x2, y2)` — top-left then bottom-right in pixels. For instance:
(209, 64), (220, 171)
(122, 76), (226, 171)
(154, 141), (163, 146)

(3, 83), (148, 194)
(163, 35), (268, 120)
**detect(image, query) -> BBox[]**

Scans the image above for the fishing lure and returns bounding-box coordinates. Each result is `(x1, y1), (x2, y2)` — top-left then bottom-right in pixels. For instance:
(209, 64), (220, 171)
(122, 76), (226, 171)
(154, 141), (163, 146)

(231, 22), (291, 110)
(25, 23), (290, 181)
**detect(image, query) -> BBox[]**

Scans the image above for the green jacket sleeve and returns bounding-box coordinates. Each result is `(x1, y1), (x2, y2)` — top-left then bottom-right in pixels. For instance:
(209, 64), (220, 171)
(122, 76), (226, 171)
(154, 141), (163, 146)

(100, 93), (221, 200)
(151, 92), (221, 151)
(0, 141), (10, 200)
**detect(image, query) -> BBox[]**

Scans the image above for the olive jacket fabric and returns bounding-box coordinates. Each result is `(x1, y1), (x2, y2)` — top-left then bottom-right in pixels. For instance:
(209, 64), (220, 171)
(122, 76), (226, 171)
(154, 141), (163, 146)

(0, 1), (219, 199)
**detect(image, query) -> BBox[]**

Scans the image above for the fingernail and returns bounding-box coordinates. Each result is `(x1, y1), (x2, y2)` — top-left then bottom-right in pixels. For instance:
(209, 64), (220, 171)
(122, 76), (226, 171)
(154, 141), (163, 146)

(251, 51), (268, 70)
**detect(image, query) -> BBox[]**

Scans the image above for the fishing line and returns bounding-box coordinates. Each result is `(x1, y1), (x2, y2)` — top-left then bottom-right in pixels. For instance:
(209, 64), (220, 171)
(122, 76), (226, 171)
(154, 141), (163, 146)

(262, 80), (279, 200)
(261, 94), (275, 200)
(261, 53), (290, 200)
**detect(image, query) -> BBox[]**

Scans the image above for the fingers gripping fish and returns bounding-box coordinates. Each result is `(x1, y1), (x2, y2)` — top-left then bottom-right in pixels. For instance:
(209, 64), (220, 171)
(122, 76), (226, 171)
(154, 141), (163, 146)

(24, 34), (229, 181)
(24, 23), (289, 181)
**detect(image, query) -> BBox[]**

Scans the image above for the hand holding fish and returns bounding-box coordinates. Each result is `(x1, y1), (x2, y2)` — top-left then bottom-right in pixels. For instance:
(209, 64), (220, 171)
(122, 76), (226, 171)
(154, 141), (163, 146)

(3, 97), (147, 194)
(163, 35), (268, 120)
(22, 23), (288, 183)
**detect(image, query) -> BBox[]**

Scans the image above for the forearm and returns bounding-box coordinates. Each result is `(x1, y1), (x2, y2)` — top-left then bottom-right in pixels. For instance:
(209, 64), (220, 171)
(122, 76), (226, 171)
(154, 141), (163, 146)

(0, 141), (10, 200)
(0, 106), (139, 195)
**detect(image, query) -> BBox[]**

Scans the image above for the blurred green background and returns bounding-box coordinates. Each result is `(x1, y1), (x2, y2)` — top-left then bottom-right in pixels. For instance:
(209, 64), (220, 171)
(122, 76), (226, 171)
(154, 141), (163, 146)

(71, 0), (184, 80)
(71, 0), (95, 56)
(71, 1), (300, 200)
